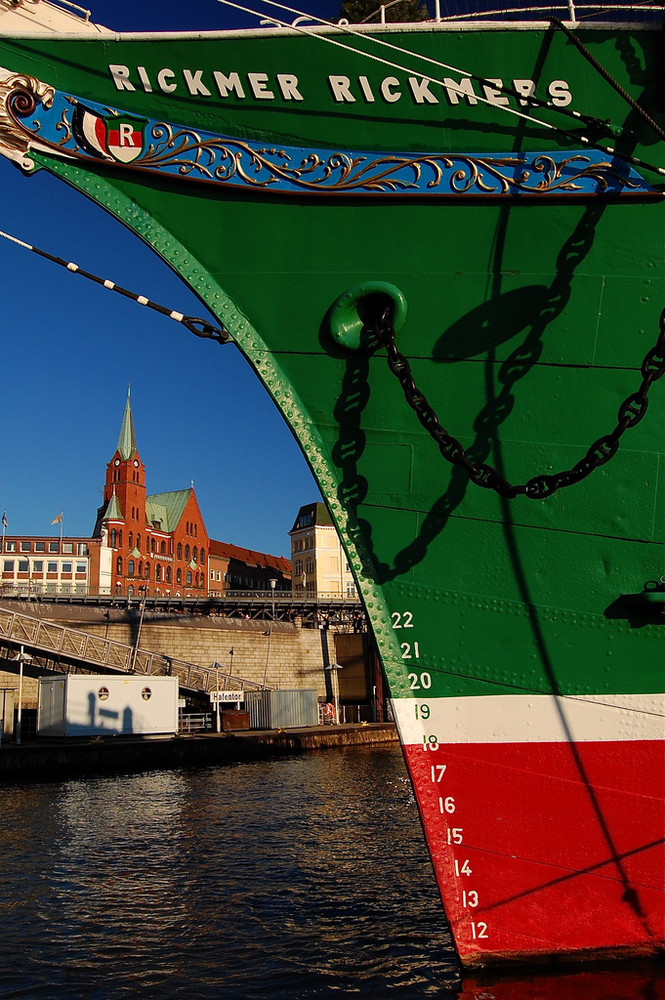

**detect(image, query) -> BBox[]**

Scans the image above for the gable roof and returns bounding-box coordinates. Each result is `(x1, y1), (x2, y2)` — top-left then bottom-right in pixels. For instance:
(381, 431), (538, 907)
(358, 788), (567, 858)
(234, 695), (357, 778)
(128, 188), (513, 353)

(210, 539), (291, 574)
(145, 488), (193, 533)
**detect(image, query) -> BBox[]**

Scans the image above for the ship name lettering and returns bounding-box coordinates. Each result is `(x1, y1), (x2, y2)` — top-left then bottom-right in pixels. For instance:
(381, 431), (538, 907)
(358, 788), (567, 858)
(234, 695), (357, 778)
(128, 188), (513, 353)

(108, 64), (304, 101)
(108, 64), (571, 110)
(328, 74), (572, 109)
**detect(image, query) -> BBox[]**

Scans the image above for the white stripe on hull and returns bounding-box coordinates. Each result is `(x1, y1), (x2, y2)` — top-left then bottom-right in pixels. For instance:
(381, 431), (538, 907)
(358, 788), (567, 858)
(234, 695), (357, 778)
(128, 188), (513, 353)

(392, 693), (665, 745)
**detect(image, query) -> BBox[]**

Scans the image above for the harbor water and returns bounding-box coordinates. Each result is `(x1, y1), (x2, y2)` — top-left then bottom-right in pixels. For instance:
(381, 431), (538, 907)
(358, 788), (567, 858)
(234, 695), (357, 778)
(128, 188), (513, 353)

(0, 744), (662, 999)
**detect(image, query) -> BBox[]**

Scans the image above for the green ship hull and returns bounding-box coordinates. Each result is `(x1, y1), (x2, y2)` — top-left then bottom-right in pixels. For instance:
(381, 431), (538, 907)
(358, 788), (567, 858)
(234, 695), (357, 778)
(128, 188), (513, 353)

(0, 1), (663, 968)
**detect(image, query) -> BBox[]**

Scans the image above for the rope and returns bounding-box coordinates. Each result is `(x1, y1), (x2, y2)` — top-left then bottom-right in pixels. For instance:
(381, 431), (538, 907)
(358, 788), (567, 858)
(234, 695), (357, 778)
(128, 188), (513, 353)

(214, 0), (665, 178)
(550, 16), (665, 142)
(0, 228), (229, 344)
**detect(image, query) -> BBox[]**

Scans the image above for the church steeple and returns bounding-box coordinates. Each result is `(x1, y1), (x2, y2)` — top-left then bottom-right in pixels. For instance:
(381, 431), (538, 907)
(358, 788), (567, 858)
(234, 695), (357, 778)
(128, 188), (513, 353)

(116, 386), (137, 460)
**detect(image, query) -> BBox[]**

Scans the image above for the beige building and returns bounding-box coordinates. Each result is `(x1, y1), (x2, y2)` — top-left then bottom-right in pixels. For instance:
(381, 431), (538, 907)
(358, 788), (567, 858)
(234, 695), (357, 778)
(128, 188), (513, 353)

(289, 502), (356, 598)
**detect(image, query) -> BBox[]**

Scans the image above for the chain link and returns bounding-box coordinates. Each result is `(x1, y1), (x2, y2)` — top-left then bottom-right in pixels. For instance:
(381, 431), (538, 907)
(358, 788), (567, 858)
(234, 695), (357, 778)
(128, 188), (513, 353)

(377, 306), (665, 501)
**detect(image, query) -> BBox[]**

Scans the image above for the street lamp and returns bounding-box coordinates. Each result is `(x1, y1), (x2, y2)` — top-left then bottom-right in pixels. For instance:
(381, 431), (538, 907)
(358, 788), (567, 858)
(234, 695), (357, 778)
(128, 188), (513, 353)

(15, 645), (32, 745)
(269, 578), (277, 620)
(325, 662), (343, 725)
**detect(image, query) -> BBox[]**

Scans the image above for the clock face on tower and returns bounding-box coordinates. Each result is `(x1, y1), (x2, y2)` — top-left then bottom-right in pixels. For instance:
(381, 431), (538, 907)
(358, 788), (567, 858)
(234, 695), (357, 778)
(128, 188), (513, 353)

(133, 460), (139, 467)
(114, 459), (120, 466)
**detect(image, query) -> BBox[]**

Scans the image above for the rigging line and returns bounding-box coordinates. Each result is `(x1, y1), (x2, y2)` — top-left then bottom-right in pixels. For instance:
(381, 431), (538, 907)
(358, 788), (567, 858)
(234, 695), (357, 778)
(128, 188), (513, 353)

(214, 0), (562, 133)
(550, 16), (665, 141)
(0, 228), (230, 344)
(234, 0), (623, 137)
(214, 0), (665, 176)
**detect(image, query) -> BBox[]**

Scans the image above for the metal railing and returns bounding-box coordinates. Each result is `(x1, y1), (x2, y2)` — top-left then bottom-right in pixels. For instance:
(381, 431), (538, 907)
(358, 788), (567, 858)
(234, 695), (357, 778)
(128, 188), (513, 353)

(0, 606), (218, 694)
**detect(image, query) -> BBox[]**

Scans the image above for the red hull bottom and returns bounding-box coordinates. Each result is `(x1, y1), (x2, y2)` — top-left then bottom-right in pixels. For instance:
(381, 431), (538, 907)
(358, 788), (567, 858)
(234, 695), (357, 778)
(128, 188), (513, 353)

(403, 740), (665, 966)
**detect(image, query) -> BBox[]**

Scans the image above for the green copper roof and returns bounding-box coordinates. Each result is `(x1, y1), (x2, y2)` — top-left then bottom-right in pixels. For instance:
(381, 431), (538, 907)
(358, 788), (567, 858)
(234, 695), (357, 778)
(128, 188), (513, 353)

(145, 488), (192, 533)
(116, 387), (137, 461)
(104, 493), (123, 521)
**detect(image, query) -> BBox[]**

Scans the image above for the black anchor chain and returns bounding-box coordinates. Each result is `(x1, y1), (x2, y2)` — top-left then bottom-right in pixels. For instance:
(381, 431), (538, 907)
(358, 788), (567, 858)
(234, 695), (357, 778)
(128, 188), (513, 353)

(376, 305), (665, 500)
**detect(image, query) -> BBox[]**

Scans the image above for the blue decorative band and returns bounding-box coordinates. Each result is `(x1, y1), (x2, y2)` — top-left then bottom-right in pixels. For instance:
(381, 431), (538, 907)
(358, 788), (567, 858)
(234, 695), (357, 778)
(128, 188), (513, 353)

(7, 81), (654, 198)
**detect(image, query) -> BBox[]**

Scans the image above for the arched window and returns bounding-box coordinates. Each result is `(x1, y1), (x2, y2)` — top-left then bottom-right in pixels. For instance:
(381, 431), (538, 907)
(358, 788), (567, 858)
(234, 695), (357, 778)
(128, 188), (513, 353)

(137, 534), (141, 552)
(186, 521), (189, 535)
(145, 563), (150, 579)
(156, 565), (162, 582)
(110, 529), (117, 548)
(194, 524), (198, 538)
(119, 531), (123, 547)
(128, 531), (133, 549)
(160, 541), (166, 554)
(186, 570), (192, 586)
(166, 567), (172, 583)
(151, 538), (155, 553)
(195, 572), (199, 587)
(185, 544), (190, 562)
(200, 548), (205, 565)
(116, 557), (122, 575)
(128, 559), (135, 576)
(177, 542), (182, 560)
(176, 568), (182, 584)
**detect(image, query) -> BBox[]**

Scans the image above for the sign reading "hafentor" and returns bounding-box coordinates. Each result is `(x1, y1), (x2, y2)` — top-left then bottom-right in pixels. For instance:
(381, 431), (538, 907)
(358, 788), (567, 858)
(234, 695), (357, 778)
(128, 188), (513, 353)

(209, 691), (244, 703)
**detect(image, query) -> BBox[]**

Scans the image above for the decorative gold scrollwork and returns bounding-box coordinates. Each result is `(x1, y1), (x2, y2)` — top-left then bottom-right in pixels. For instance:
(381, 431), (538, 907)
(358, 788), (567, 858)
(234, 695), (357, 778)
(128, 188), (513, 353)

(0, 68), (54, 165)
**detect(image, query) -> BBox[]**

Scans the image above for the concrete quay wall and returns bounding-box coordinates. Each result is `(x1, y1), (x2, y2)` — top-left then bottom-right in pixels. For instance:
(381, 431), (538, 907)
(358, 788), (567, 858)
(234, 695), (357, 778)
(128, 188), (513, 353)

(0, 603), (337, 707)
(0, 724), (399, 780)
(83, 618), (335, 695)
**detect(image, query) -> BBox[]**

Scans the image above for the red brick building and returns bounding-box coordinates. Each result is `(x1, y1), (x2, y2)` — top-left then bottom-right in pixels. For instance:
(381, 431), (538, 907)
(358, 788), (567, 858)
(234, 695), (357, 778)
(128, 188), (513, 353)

(93, 390), (209, 597)
(209, 540), (291, 595)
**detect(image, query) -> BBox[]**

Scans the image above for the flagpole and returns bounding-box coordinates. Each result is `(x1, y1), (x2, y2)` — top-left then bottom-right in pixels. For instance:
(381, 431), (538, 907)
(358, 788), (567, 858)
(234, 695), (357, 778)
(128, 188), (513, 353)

(1, 511), (6, 554)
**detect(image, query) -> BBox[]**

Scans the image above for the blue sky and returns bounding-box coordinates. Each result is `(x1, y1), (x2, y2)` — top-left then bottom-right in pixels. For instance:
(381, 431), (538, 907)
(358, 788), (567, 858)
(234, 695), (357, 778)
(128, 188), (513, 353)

(0, 0), (344, 559)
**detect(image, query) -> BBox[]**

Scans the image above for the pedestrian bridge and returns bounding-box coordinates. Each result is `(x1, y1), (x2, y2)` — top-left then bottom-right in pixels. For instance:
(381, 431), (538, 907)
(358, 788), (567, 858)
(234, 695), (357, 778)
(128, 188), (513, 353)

(0, 605), (221, 696)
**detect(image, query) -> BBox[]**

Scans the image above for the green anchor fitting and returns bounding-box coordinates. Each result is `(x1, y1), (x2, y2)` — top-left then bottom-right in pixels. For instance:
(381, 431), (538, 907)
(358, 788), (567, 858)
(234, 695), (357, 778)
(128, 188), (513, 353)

(327, 281), (407, 352)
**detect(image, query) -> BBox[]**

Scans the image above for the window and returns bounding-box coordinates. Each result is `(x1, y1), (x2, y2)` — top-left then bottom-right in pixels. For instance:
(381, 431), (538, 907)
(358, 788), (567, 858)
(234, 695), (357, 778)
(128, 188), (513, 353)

(160, 541), (166, 554)
(137, 534), (141, 552)
(210, 570), (214, 580)
(20, 541), (30, 552)
(200, 548), (205, 565)
(166, 567), (171, 583)
(128, 532), (133, 548)
(156, 565), (162, 582)
(48, 562), (58, 573)
(151, 538), (155, 553)
(177, 543), (182, 560)
(18, 560), (28, 572)
(3, 560), (14, 572)
(77, 543), (89, 556)
(116, 557), (123, 574)
(128, 559), (135, 576)
(34, 542), (45, 552)
(305, 557), (314, 574)
(62, 563), (72, 573)
(185, 544), (190, 561)
(176, 568), (182, 584)
(62, 542), (73, 554)
(145, 563), (150, 579)
(49, 542), (58, 553)
(186, 570), (192, 585)
(76, 563), (86, 574)
(33, 561), (43, 572)
(110, 529), (117, 548)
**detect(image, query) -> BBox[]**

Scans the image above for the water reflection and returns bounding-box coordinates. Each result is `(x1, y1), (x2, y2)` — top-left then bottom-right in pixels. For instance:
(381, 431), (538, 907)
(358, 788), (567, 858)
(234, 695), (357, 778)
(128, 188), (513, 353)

(0, 746), (661, 998)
